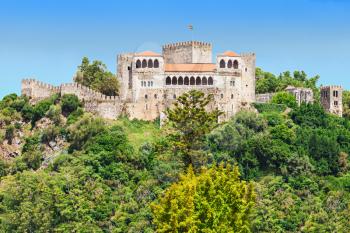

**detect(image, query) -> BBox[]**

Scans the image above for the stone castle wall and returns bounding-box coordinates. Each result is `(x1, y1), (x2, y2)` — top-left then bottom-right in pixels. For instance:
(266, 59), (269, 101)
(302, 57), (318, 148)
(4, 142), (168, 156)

(22, 80), (122, 120)
(22, 79), (60, 102)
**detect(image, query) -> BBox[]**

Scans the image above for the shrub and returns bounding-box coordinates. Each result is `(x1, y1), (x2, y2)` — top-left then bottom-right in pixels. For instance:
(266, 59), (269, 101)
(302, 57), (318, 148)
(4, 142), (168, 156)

(67, 114), (106, 151)
(61, 94), (81, 117)
(253, 103), (287, 113)
(5, 125), (15, 144)
(41, 126), (61, 144)
(271, 91), (297, 109)
(46, 105), (62, 125)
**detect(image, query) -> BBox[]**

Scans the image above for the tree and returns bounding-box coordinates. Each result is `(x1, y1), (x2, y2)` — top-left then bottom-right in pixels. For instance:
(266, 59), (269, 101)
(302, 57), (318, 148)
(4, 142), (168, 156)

(61, 94), (81, 117)
(343, 90), (350, 119)
(74, 57), (119, 96)
(255, 68), (320, 100)
(152, 164), (256, 232)
(67, 114), (106, 151)
(271, 91), (297, 109)
(166, 90), (223, 167)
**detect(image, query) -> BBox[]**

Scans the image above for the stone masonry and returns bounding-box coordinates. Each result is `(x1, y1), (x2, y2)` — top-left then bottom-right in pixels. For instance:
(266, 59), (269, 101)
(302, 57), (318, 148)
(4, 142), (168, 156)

(22, 41), (257, 121)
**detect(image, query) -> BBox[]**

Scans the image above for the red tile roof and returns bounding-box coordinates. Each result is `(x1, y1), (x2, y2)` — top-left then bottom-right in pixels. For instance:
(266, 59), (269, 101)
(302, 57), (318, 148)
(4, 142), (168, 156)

(222, 51), (239, 57)
(136, 51), (161, 56)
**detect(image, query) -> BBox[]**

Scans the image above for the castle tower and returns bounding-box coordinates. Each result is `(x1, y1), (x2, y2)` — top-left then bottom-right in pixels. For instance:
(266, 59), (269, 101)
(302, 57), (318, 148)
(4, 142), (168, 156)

(162, 41), (212, 64)
(320, 85), (343, 117)
(117, 53), (134, 101)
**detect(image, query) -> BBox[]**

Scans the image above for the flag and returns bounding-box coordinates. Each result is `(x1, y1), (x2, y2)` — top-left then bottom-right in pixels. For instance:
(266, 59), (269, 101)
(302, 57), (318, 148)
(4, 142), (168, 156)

(188, 24), (193, 31)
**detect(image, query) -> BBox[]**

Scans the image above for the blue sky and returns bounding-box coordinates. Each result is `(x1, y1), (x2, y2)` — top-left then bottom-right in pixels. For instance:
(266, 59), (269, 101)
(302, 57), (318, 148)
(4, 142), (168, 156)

(0, 0), (349, 98)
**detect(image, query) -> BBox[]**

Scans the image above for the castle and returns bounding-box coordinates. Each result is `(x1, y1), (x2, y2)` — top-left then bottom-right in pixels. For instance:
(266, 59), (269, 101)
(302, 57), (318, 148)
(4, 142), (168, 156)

(21, 41), (343, 119)
(22, 41), (256, 121)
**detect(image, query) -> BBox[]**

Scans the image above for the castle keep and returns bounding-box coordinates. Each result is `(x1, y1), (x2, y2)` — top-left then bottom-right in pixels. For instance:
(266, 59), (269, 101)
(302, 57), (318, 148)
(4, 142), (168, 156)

(22, 41), (256, 121)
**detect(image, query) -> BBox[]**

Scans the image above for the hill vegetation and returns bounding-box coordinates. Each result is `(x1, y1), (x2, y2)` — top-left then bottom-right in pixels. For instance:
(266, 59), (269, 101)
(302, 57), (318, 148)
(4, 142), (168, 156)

(0, 68), (349, 232)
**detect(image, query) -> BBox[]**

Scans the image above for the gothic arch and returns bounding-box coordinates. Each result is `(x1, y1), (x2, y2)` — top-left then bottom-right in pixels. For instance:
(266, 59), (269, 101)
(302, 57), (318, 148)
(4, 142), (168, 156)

(196, 76), (201, 85)
(142, 59), (147, 68)
(184, 76), (189, 85)
(233, 60), (239, 69)
(154, 59), (159, 68)
(190, 76), (195, 85)
(220, 59), (225, 68)
(136, 59), (141, 68)
(208, 77), (213, 85)
(227, 60), (232, 68)
(148, 59), (153, 68)
(166, 76), (171, 85)
(202, 76), (207, 85)
(172, 76), (177, 85)
(178, 76), (184, 85)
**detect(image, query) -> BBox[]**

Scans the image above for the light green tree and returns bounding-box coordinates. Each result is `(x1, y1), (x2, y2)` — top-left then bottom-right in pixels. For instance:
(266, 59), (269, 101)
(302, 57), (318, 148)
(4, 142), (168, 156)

(152, 164), (256, 233)
(271, 91), (297, 109)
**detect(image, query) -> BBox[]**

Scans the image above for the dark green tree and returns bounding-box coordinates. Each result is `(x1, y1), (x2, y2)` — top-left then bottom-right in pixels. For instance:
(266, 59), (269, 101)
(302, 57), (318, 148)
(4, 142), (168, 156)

(61, 94), (81, 117)
(74, 57), (119, 96)
(166, 90), (223, 167)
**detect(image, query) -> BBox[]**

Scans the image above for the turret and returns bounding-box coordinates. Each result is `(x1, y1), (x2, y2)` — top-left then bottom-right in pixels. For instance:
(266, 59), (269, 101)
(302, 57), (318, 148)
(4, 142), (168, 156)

(321, 85), (343, 117)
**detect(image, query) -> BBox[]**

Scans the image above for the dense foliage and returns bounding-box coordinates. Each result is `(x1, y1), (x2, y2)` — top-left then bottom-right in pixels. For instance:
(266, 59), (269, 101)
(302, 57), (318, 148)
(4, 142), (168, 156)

(152, 164), (255, 232)
(74, 57), (119, 96)
(0, 80), (350, 232)
(256, 68), (320, 101)
(166, 90), (223, 168)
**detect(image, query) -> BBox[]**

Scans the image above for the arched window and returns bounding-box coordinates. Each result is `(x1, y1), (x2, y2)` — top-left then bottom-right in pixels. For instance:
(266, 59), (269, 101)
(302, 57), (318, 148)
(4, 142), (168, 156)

(142, 59), (147, 68)
(148, 81), (151, 87)
(145, 94), (148, 99)
(148, 59), (153, 68)
(154, 59), (159, 68)
(208, 77), (213, 85)
(173, 94), (176, 99)
(202, 77), (207, 85)
(233, 60), (239, 69)
(221, 94), (224, 99)
(227, 60), (232, 68)
(220, 59), (225, 68)
(141, 81), (144, 87)
(190, 76), (195, 85)
(231, 94), (234, 99)
(136, 60), (141, 68)
(184, 76), (189, 85)
(172, 76), (177, 85)
(154, 94), (157, 99)
(178, 76), (183, 85)
(166, 76), (171, 85)
(196, 76), (201, 85)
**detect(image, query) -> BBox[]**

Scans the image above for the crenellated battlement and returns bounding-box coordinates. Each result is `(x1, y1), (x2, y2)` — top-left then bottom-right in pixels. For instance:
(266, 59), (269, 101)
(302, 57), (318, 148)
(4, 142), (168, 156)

(162, 41), (212, 64)
(22, 78), (60, 92)
(321, 85), (343, 90)
(162, 41), (212, 49)
(240, 52), (256, 57)
(21, 78), (121, 119)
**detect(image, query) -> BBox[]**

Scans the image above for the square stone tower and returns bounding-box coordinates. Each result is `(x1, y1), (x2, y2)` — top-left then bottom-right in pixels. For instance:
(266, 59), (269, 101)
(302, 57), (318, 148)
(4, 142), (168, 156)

(320, 85), (343, 117)
(162, 41), (212, 64)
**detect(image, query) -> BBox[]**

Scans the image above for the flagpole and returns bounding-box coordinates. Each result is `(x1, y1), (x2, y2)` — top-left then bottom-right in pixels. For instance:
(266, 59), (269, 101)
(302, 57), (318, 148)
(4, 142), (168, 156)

(188, 24), (194, 41)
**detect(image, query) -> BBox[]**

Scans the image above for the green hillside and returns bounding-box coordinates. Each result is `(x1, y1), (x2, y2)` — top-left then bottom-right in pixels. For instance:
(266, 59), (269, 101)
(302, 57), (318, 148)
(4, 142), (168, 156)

(0, 70), (349, 232)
